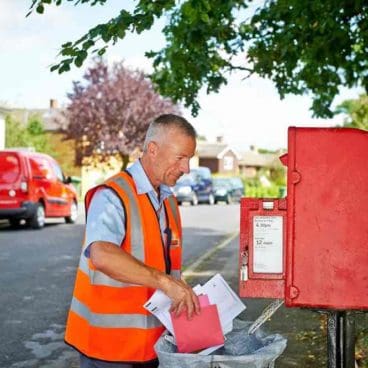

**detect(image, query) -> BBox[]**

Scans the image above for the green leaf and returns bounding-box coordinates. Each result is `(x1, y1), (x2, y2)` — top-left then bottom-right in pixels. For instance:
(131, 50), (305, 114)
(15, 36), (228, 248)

(50, 64), (60, 72)
(200, 13), (210, 23)
(101, 30), (111, 43)
(74, 50), (88, 67)
(62, 42), (73, 48)
(75, 58), (83, 67)
(97, 47), (107, 56)
(36, 4), (44, 13)
(116, 27), (125, 39)
(61, 47), (76, 56)
(59, 62), (71, 74)
(82, 40), (95, 49)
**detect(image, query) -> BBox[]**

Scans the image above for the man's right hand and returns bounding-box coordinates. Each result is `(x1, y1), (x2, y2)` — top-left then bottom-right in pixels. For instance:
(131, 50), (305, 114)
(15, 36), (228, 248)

(159, 275), (200, 319)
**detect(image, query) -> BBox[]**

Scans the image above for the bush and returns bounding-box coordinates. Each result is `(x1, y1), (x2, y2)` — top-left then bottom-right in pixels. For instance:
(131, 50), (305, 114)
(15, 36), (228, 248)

(245, 184), (282, 198)
(241, 176), (284, 198)
(212, 174), (286, 198)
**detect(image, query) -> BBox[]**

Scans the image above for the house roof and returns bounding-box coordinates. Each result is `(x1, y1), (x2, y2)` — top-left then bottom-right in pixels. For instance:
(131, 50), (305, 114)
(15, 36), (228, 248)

(195, 141), (283, 167)
(0, 105), (67, 132)
(42, 108), (68, 131)
(0, 106), (12, 117)
(196, 142), (242, 159)
(238, 150), (283, 168)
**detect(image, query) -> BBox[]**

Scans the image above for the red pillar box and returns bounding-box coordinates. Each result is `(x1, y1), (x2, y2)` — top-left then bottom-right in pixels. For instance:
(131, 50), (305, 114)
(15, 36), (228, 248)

(239, 198), (287, 299)
(284, 127), (368, 310)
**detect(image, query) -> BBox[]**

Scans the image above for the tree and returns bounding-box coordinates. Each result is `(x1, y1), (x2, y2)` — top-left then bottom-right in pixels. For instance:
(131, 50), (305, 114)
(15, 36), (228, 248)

(5, 114), (51, 152)
(5, 115), (28, 148)
(61, 59), (179, 169)
(29, 0), (368, 118)
(335, 94), (368, 130)
(26, 116), (52, 152)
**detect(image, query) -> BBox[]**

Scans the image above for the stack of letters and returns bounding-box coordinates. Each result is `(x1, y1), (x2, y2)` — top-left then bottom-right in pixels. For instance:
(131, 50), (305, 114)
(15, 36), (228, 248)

(144, 274), (246, 354)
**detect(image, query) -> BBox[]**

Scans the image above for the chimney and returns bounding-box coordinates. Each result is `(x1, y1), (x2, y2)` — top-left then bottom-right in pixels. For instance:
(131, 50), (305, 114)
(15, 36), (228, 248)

(250, 145), (258, 152)
(216, 135), (224, 143)
(50, 99), (58, 109)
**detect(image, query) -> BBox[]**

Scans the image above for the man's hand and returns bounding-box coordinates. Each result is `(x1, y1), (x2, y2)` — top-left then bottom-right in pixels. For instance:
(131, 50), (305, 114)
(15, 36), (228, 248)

(160, 275), (200, 319)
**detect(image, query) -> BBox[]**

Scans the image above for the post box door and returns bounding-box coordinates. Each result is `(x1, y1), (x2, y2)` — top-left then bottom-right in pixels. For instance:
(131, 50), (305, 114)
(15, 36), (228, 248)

(285, 127), (368, 310)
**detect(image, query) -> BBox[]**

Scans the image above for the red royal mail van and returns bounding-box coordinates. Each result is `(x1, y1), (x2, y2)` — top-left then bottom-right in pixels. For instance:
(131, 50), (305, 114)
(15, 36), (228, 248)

(0, 150), (78, 229)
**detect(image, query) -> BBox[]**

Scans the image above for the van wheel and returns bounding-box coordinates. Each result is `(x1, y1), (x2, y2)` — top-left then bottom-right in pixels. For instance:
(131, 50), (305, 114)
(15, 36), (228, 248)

(65, 201), (78, 224)
(28, 203), (45, 229)
(9, 219), (21, 228)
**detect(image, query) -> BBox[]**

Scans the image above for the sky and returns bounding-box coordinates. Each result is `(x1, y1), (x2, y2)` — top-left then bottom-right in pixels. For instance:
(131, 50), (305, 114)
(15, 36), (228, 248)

(0, 0), (361, 151)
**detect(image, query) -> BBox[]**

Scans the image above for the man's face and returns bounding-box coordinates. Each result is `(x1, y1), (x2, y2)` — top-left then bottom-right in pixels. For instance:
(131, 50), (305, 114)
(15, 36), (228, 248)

(150, 128), (196, 187)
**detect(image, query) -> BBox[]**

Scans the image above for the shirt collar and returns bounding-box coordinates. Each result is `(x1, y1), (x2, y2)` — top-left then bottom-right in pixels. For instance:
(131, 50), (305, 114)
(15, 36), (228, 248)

(127, 159), (173, 200)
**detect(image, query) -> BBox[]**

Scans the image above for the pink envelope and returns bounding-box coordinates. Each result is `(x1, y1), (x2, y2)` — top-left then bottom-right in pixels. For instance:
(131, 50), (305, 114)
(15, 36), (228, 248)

(170, 303), (224, 353)
(198, 294), (210, 307)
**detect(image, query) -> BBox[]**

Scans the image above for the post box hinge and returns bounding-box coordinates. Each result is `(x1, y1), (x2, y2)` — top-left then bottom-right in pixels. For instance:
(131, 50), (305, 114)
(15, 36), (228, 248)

(240, 250), (248, 281)
(288, 285), (300, 299)
(291, 170), (301, 184)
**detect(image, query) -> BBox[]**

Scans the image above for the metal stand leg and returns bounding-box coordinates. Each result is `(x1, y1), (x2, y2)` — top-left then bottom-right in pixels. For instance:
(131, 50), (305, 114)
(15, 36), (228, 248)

(327, 311), (355, 368)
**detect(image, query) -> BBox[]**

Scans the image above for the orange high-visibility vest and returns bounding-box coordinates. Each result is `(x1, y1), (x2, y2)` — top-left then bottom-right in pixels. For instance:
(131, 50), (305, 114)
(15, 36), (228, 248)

(64, 172), (182, 362)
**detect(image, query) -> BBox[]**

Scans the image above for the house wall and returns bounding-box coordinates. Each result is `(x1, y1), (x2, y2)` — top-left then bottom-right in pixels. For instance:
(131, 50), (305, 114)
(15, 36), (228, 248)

(198, 158), (218, 173)
(239, 165), (258, 178)
(46, 133), (81, 177)
(81, 156), (122, 198)
(218, 151), (238, 175)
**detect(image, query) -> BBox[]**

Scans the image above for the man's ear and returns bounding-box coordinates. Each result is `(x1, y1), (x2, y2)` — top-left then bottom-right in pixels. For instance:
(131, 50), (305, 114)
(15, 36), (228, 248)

(147, 141), (158, 157)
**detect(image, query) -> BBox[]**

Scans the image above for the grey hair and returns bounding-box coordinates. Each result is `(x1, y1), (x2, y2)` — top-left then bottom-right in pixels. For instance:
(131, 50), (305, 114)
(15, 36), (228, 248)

(143, 114), (197, 151)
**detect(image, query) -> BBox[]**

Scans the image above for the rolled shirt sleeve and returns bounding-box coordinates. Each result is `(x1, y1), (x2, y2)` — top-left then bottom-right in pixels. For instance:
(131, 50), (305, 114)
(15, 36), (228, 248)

(84, 188), (126, 258)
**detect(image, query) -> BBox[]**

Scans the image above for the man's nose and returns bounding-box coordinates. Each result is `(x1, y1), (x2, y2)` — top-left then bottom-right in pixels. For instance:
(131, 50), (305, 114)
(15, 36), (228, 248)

(180, 159), (190, 174)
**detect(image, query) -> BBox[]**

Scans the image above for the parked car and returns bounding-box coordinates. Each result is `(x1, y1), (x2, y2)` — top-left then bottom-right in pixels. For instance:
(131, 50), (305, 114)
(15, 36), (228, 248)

(213, 177), (244, 204)
(190, 166), (215, 205)
(172, 167), (215, 205)
(0, 149), (78, 229)
(228, 177), (245, 201)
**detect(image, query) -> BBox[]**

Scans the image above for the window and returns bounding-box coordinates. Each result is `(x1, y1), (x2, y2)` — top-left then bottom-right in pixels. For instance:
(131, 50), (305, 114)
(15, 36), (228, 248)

(50, 161), (64, 182)
(0, 154), (21, 183)
(29, 157), (53, 179)
(223, 156), (234, 171)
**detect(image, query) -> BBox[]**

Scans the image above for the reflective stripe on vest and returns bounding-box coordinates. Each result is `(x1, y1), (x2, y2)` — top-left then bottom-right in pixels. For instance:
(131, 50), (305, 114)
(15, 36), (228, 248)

(167, 195), (179, 230)
(165, 196), (182, 280)
(79, 255), (140, 287)
(170, 269), (181, 279)
(111, 176), (145, 262)
(70, 297), (161, 329)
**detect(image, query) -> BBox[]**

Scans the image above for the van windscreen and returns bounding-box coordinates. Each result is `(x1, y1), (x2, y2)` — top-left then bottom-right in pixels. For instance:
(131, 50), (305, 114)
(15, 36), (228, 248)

(0, 153), (21, 184)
